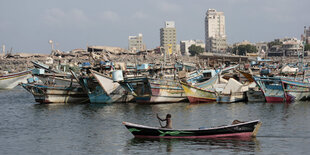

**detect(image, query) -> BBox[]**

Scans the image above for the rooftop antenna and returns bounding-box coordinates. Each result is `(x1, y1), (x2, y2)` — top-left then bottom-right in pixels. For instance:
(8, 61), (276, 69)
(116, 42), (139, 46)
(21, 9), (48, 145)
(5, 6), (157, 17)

(301, 26), (306, 72)
(2, 45), (5, 58)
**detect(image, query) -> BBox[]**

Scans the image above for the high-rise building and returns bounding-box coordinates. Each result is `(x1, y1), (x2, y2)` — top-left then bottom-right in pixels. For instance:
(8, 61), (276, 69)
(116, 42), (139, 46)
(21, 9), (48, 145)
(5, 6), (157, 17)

(160, 21), (177, 55)
(303, 26), (310, 44)
(180, 40), (205, 55)
(205, 9), (227, 53)
(128, 33), (146, 51)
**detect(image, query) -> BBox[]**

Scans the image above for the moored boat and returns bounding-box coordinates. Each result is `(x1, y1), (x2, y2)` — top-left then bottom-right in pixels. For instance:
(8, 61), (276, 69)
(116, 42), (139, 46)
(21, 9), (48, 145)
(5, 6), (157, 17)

(35, 73), (79, 86)
(120, 77), (187, 103)
(217, 92), (246, 103)
(0, 70), (33, 89)
(216, 78), (248, 103)
(180, 81), (217, 103)
(21, 83), (89, 104)
(246, 88), (265, 102)
(90, 70), (133, 103)
(236, 70), (265, 102)
(123, 120), (262, 139)
(281, 78), (310, 101)
(253, 76), (293, 102)
(180, 71), (222, 103)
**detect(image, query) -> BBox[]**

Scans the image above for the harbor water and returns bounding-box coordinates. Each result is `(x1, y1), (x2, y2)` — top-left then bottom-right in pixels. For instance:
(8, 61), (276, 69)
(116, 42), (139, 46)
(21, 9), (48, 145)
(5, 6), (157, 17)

(1, 87), (310, 154)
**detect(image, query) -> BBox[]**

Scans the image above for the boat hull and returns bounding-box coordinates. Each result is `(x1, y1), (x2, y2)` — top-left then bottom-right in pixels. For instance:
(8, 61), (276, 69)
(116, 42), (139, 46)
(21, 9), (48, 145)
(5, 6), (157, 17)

(120, 78), (186, 103)
(123, 120), (261, 139)
(134, 132), (253, 139)
(36, 74), (79, 86)
(265, 96), (286, 102)
(180, 82), (217, 103)
(0, 70), (32, 89)
(254, 76), (293, 102)
(78, 71), (133, 104)
(90, 70), (134, 103)
(246, 89), (265, 102)
(217, 93), (245, 103)
(282, 79), (310, 101)
(21, 83), (89, 104)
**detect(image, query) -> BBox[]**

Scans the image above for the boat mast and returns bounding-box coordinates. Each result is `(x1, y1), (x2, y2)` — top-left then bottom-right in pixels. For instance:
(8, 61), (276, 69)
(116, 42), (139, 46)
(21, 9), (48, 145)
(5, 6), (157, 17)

(301, 26), (306, 72)
(1, 45), (5, 59)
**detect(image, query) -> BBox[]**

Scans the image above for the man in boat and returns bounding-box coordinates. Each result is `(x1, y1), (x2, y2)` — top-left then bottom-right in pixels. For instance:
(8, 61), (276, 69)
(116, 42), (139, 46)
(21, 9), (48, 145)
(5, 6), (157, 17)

(156, 113), (172, 129)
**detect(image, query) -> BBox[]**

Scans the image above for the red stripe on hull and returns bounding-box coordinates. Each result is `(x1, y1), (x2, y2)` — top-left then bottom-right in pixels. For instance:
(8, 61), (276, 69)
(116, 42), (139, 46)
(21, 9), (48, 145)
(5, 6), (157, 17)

(265, 96), (294, 103)
(187, 96), (216, 104)
(265, 97), (284, 102)
(0, 71), (31, 79)
(134, 132), (253, 139)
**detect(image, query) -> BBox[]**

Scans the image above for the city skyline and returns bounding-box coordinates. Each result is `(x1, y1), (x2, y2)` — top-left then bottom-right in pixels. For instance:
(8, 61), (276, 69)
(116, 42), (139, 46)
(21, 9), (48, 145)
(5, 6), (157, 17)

(0, 0), (309, 53)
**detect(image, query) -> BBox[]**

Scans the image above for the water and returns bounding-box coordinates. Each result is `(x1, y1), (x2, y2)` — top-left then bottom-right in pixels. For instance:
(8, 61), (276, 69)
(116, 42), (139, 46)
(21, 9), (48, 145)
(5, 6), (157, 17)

(1, 87), (310, 154)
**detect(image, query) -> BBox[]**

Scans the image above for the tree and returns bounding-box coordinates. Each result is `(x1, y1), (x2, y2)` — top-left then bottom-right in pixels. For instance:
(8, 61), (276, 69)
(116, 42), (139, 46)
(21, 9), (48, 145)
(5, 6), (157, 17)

(232, 44), (257, 55)
(188, 45), (204, 56)
(305, 44), (310, 51)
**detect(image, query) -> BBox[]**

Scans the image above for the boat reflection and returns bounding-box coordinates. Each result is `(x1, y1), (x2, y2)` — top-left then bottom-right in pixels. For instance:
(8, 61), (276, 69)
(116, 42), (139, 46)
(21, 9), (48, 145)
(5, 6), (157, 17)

(125, 137), (260, 153)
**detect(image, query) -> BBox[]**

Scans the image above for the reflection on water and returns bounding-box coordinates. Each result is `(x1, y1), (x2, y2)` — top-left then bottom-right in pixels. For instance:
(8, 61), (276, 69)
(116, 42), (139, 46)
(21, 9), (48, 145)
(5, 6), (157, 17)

(125, 137), (260, 154)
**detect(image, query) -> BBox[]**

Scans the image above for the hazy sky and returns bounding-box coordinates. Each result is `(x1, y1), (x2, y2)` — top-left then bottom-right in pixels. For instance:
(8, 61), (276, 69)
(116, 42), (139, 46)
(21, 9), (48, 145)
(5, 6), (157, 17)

(0, 0), (309, 54)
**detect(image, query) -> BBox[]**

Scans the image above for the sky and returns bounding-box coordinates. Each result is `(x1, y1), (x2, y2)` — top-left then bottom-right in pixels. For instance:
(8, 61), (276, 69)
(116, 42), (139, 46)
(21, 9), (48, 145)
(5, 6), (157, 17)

(0, 0), (309, 54)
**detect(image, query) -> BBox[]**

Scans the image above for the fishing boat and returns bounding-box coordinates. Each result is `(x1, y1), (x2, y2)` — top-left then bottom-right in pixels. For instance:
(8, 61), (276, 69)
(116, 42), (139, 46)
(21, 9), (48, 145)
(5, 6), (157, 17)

(120, 77), (187, 103)
(281, 78), (310, 101)
(90, 70), (133, 103)
(71, 69), (133, 104)
(21, 83), (89, 104)
(217, 78), (248, 103)
(236, 70), (265, 102)
(31, 60), (59, 73)
(217, 92), (246, 103)
(246, 87), (265, 102)
(35, 73), (79, 86)
(180, 81), (217, 103)
(123, 120), (262, 139)
(180, 71), (224, 103)
(180, 65), (241, 104)
(0, 70), (33, 89)
(253, 76), (293, 102)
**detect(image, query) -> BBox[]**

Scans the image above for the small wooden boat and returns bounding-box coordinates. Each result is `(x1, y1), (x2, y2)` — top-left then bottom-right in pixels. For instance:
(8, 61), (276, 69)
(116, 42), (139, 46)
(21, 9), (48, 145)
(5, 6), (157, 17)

(254, 76), (293, 102)
(281, 78), (310, 101)
(217, 92), (246, 103)
(35, 73), (79, 86)
(180, 65), (241, 104)
(120, 77), (187, 103)
(0, 70), (33, 89)
(180, 81), (217, 103)
(89, 70), (133, 103)
(246, 88), (265, 102)
(216, 78), (248, 103)
(21, 83), (89, 104)
(123, 120), (262, 139)
(31, 60), (59, 73)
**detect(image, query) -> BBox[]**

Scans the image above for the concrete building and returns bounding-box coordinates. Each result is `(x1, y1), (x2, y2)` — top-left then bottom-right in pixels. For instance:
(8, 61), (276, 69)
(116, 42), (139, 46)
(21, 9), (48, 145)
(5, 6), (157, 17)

(180, 40), (205, 56)
(205, 9), (227, 53)
(128, 33), (146, 52)
(268, 38), (303, 57)
(302, 26), (310, 44)
(234, 40), (253, 47)
(255, 42), (268, 53)
(160, 21), (177, 55)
